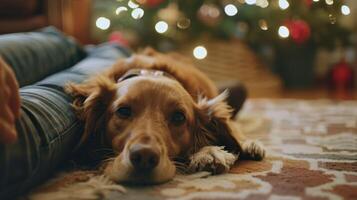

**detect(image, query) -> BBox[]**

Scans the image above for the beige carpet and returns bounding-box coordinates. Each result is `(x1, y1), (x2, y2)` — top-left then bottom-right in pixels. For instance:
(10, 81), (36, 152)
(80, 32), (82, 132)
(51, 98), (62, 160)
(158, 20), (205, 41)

(28, 99), (357, 200)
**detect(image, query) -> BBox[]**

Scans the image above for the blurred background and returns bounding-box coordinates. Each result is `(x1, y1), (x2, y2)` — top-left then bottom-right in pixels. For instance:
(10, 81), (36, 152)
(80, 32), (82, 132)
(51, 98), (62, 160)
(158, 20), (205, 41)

(0, 0), (356, 99)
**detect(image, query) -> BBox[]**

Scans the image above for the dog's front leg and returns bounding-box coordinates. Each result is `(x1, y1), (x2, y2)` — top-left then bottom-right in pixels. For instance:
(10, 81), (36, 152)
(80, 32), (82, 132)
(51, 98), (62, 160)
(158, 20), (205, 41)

(188, 146), (238, 174)
(241, 140), (266, 160)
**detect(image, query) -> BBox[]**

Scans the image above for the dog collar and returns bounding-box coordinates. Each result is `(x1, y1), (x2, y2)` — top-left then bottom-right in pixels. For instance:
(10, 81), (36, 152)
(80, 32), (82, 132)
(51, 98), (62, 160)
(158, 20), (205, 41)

(117, 69), (176, 82)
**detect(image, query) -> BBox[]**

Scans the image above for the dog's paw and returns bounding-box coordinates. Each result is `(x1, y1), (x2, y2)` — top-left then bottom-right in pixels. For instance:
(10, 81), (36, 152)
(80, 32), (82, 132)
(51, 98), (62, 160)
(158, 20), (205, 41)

(241, 140), (266, 160)
(188, 146), (238, 174)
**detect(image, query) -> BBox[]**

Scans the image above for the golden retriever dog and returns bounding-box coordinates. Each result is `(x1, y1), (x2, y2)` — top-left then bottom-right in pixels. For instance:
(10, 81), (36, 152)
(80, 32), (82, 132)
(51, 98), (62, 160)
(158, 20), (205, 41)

(65, 48), (265, 185)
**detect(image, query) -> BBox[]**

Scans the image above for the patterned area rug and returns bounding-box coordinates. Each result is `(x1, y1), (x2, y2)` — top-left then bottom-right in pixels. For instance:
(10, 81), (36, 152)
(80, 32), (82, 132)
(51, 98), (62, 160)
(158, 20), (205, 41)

(29, 99), (357, 200)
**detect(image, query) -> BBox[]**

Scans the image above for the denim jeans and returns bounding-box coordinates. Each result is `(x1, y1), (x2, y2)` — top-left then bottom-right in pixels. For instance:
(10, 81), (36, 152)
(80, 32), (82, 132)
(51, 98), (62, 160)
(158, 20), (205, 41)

(0, 27), (130, 198)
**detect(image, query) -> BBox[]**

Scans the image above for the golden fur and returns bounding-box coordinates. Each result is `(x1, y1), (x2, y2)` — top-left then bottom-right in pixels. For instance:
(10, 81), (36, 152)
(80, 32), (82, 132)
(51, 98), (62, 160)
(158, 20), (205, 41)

(65, 48), (264, 184)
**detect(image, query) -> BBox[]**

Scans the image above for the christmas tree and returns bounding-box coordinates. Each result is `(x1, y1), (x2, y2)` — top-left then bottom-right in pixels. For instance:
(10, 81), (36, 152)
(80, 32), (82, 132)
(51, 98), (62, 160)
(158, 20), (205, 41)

(92, 0), (352, 49)
(92, 0), (354, 88)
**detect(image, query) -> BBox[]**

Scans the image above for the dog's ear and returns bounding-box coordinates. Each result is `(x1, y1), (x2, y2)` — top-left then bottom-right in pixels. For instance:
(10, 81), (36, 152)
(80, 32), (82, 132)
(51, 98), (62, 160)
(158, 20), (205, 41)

(141, 47), (159, 56)
(194, 90), (243, 153)
(65, 80), (95, 119)
(65, 76), (117, 144)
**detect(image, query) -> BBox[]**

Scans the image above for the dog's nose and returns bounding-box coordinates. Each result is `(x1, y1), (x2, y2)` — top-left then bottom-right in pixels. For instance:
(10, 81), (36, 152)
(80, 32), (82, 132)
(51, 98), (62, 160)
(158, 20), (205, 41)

(129, 144), (159, 170)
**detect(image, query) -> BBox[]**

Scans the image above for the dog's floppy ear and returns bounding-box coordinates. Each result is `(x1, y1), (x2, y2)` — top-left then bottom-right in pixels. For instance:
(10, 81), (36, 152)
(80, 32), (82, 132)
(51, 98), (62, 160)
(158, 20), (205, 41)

(65, 76), (117, 144)
(194, 90), (243, 153)
(141, 47), (159, 56)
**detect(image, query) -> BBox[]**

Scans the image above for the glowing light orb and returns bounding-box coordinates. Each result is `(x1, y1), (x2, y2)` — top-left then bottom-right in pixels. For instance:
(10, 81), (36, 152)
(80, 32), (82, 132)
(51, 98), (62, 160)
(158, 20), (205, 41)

(278, 26), (289, 38)
(325, 0), (333, 5)
(279, 0), (289, 10)
(96, 17), (110, 30)
(256, 0), (269, 8)
(128, 0), (139, 8)
(224, 4), (238, 16)
(115, 6), (128, 15)
(341, 5), (351, 16)
(245, 0), (256, 5)
(193, 46), (207, 60)
(131, 8), (144, 19)
(155, 21), (168, 34)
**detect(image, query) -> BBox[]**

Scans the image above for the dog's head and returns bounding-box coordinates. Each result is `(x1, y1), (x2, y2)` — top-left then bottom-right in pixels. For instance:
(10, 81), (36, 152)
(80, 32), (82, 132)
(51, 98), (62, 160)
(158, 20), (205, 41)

(66, 61), (241, 185)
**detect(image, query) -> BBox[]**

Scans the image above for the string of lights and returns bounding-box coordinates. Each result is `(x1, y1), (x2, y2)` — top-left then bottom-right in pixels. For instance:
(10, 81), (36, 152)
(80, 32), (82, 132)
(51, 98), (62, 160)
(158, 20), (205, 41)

(93, 0), (353, 59)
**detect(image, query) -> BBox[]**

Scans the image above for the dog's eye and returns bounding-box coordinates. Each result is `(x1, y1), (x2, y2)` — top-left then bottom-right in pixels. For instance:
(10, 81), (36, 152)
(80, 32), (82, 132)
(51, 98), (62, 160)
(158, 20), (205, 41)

(116, 106), (132, 118)
(171, 111), (186, 125)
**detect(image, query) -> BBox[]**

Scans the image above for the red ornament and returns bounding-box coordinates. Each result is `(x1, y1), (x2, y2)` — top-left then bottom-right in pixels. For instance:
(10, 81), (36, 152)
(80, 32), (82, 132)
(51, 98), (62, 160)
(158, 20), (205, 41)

(286, 20), (311, 44)
(109, 31), (129, 47)
(329, 59), (354, 90)
(305, 0), (312, 8)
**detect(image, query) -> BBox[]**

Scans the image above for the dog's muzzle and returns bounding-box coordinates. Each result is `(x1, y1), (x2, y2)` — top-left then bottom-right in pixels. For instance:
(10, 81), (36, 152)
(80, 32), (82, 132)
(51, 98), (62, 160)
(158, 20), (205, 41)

(129, 143), (160, 171)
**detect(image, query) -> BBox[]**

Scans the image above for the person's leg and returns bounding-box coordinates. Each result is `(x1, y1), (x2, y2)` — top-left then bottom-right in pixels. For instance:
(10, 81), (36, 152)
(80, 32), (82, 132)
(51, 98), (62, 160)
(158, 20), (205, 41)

(0, 28), (87, 198)
(0, 85), (83, 199)
(0, 40), (130, 198)
(0, 27), (86, 87)
(0, 57), (83, 198)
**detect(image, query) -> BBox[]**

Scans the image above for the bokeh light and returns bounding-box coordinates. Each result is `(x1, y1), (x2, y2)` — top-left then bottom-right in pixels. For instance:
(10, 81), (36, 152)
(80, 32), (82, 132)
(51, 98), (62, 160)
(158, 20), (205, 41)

(224, 4), (238, 16)
(279, 0), (289, 10)
(245, 0), (256, 5)
(341, 5), (351, 16)
(115, 6), (128, 15)
(193, 46), (207, 59)
(177, 18), (191, 29)
(278, 26), (289, 38)
(128, 0), (139, 8)
(155, 21), (168, 34)
(259, 19), (268, 30)
(325, 0), (333, 5)
(131, 8), (144, 19)
(256, 0), (269, 8)
(96, 17), (110, 30)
